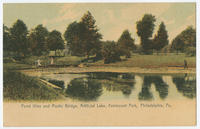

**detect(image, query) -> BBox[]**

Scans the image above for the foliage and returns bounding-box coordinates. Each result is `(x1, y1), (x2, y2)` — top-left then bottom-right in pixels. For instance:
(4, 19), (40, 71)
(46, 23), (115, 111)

(171, 35), (185, 54)
(171, 26), (196, 54)
(46, 30), (65, 52)
(64, 22), (88, 56)
(180, 26), (196, 47)
(28, 24), (49, 56)
(9, 19), (29, 58)
(64, 11), (102, 58)
(136, 14), (156, 54)
(117, 30), (135, 58)
(101, 41), (121, 64)
(153, 22), (169, 53)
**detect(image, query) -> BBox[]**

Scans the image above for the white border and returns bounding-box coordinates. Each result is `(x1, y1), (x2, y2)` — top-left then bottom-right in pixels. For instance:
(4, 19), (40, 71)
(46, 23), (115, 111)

(0, 0), (199, 129)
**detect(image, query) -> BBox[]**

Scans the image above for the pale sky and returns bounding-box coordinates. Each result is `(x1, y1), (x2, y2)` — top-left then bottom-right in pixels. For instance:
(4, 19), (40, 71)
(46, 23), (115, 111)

(3, 3), (196, 44)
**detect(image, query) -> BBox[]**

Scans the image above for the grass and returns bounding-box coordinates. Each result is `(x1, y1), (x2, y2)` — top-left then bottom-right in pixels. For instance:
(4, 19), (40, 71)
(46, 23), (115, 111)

(7, 53), (195, 69)
(3, 57), (64, 101)
(3, 70), (63, 101)
(87, 53), (196, 68)
(55, 56), (84, 66)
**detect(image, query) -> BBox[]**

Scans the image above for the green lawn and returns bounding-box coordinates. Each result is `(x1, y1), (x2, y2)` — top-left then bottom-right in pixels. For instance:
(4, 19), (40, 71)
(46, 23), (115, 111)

(3, 70), (64, 101)
(3, 57), (65, 101)
(87, 53), (196, 68)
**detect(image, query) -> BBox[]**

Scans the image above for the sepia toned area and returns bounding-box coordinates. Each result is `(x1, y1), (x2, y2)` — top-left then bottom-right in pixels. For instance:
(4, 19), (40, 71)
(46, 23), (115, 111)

(3, 3), (196, 126)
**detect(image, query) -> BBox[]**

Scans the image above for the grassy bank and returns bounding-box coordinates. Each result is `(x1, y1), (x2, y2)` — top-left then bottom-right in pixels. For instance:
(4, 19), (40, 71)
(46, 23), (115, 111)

(3, 70), (64, 101)
(86, 54), (196, 68)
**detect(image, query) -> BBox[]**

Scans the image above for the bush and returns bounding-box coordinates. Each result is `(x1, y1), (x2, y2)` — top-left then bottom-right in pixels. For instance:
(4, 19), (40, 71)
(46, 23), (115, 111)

(101, 41), (121, 64)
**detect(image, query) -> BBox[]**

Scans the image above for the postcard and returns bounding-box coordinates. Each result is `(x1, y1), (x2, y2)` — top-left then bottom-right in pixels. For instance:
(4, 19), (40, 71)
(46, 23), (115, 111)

(2, 2), (197, 126)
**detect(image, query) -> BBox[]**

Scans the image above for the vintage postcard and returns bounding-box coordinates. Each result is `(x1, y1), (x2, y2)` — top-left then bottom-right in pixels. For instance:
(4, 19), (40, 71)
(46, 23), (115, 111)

(2, 2), (197, 127)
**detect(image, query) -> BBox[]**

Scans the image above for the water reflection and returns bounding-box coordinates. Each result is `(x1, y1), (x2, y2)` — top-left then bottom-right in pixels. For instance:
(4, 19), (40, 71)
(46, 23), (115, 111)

(138, 76), (168, 100)
(65, 78), (102, 101)
(172, 74), (196, 99)
(87, 72), (135, 97)
(40, 72), (196, 101)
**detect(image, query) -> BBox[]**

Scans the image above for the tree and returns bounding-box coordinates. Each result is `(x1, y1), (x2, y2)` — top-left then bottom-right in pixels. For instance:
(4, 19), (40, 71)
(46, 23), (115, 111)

(101, 41), (121, 64)
(136, 14), (156, 54)
(179, 26), (196, 47)
(64, 22), (87, 56)
(28, 24), (49, 55)
(46, 30), (64, 54)
(10, 19), (29, 57)
(117, 30), (135, 58)
(171, 36), (185, 54)
(3, 24), (12, 52)
(153, 22), (169, 54)
(171, 26), (196, 54)
(64, 11), (102, 58)
(80, 11), (103, 58)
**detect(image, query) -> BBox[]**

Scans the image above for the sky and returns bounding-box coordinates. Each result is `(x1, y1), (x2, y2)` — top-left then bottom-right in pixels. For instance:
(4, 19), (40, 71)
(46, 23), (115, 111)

(3, 3), (196, 44)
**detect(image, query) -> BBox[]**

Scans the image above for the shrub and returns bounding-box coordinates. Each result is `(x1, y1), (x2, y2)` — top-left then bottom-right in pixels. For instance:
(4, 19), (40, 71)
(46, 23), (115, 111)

(101, 41), (121, 64)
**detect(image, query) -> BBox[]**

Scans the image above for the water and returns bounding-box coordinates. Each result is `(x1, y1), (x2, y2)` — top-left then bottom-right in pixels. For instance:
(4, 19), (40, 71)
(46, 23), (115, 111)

(39, 72), (196, 102)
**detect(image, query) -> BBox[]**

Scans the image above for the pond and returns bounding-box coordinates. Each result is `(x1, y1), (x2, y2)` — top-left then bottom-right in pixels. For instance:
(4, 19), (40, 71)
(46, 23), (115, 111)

(39, 72), (196, 102)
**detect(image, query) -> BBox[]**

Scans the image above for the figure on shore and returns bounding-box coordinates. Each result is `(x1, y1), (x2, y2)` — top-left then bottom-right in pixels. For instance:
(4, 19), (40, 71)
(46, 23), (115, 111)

(184, 60), (188, 69)
(50, 57), (54, 65)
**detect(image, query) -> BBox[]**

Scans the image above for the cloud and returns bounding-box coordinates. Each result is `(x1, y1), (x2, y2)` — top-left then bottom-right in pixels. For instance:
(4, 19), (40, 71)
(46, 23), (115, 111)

(41, 4), (83, 32)
(97, 3), (171, 43)
(39, 3), (195, 44)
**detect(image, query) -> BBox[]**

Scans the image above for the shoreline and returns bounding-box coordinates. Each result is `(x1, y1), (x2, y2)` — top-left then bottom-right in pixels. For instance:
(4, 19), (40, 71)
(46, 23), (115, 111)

(20, 66), (196, 75)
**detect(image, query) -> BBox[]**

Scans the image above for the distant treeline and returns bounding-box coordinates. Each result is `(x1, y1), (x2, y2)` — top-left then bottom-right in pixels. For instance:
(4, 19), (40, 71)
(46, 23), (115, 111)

(3, 11), (196, 63)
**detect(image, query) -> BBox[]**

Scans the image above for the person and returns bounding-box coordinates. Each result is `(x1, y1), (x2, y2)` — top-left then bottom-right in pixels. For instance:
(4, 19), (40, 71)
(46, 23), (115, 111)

(184, 60), (188, 69)
(50, 57), (54, 65)
(37, 59), (41, 67)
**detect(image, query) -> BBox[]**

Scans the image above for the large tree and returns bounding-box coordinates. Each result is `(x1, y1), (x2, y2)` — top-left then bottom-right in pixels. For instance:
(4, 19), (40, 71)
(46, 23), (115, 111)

(64, 11), (102, 58)
(28, 24), (49, 55)
(64, 21), (87, 56)
(10, 19), (29, 57)
(136, 14), (156, 54)
(153, 22), (169, 54)
(179, 26), (196, 47)
(46, 30), (65, 54)
(171, 36), (185, 54)
(171, 26), (196, 54)
(117, 30), (135, 58)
